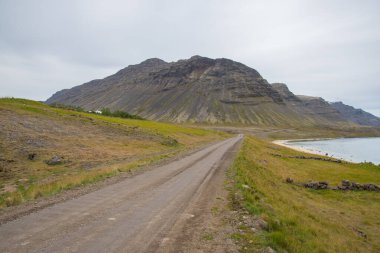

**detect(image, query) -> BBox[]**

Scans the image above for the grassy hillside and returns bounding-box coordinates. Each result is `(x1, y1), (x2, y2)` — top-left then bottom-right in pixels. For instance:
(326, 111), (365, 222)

(0, 98), (228, 208)
(230, 136), (380, 253)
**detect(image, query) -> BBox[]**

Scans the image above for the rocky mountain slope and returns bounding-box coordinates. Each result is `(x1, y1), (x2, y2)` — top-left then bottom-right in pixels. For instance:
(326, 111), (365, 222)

(46, 56), (378, 127)
(271, 84), (344, 121)
(330, 102), (380, 127)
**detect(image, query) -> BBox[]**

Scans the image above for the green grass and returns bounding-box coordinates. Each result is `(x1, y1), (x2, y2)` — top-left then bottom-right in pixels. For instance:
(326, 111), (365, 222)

(230, 135), (380, 253)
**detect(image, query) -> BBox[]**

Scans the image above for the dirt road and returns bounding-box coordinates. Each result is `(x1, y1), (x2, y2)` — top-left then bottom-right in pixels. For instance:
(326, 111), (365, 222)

(0, 135), (242, 253)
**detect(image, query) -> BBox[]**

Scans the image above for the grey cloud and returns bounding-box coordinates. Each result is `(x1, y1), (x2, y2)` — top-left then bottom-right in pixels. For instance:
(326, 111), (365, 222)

(0, 0), (379, 116)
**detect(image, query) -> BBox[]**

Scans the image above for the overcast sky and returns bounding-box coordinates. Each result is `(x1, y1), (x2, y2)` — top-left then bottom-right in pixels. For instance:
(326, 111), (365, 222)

(1, 0), (379, 116)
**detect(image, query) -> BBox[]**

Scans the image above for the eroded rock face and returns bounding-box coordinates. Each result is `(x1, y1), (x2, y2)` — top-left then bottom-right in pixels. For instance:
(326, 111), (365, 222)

(271, 83), (301, 103)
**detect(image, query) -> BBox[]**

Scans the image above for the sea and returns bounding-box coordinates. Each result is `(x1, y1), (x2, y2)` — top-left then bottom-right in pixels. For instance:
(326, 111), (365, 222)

(285, 137), (380, 165)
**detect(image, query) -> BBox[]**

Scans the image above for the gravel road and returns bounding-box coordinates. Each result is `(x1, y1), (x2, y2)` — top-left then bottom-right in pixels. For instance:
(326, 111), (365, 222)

(0, 135), (242, 253)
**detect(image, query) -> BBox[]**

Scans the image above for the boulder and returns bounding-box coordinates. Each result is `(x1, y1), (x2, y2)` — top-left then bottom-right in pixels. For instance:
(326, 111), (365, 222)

(257, 219), (268, 230)
(351, 182), (363, 190)
(342, 180), (351, 187)
(263, 246), (276, 253)
(304, 181), (329, 190)
(303, 179), (379, 191)
(46, 155), (63, 165)
(286, 177), (294, 184)
(363, 183), (379, 191)
(28, 153), (37, 160)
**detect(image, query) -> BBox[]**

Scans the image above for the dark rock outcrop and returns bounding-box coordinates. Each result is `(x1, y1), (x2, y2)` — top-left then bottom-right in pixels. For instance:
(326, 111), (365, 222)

(271, 83), (301, 104)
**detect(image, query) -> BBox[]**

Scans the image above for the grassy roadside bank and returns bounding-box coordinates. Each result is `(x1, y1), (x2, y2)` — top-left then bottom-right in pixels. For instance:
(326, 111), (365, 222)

(229, 135), (380, 253)
(0, 98), (229, 208)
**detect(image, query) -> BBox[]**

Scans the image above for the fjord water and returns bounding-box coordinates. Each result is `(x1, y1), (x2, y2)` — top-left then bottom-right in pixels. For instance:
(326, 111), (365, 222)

(286, 137), (380, 164)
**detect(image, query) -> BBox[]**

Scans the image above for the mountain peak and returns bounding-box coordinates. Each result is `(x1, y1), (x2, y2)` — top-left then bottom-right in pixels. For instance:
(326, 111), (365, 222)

(189, 55), (207, 60)
(139, 58), (167, 66)
(271, 83), (301, 102)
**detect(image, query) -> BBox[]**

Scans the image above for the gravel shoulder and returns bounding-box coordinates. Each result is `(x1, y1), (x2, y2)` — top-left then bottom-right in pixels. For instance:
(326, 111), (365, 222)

(156, 136), (242, 253)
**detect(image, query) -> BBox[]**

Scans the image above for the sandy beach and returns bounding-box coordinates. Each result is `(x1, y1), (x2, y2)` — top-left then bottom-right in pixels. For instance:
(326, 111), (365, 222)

(272, 139), (334, 157)
(273, 138), (363, 163)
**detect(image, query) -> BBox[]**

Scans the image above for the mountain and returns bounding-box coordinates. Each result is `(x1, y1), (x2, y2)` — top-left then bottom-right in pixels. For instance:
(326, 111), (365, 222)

(295, 95), (344, 121)
(47, 56), (370, 127)
(271, 83), (301, 104)
(330, 102), (380, 127)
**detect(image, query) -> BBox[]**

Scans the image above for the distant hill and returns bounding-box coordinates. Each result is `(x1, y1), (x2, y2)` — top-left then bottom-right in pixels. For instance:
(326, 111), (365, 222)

(46, 56), (379, 127)
(330, 101), (380, 127)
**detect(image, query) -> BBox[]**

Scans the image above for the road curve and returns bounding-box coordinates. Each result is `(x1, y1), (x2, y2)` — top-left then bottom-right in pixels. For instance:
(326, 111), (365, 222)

(0, 135), (242, 253)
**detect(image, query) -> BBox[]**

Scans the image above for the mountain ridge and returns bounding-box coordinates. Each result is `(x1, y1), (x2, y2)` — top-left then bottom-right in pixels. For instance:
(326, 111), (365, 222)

(46, 56), (380, 127)
(330, 101), (380, 127)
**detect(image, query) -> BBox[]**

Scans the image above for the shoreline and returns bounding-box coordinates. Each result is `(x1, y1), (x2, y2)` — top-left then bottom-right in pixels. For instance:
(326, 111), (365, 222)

(272, 139), (353, 163)
(272, 139), (326, 156)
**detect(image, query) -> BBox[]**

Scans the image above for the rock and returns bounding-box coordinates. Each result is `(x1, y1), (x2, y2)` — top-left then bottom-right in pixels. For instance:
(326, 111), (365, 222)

(352, 227), (367, 239)
(318, 181), (329, 189)
(304, 181), (329, 190)
(28, 153), (37, 160)
(342, 180), (351, 187)
(257, 219), (268, 230)
(304, 182), (316, 189)
(351, 182), (363, 190)
(46, 155), (63, 165)
(242, 184), (250, 189)
(286, 177), (294, 184)
(304, 180), (380, 191)
(363, 183), (379, 191)
(263, 246), (276, 253)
